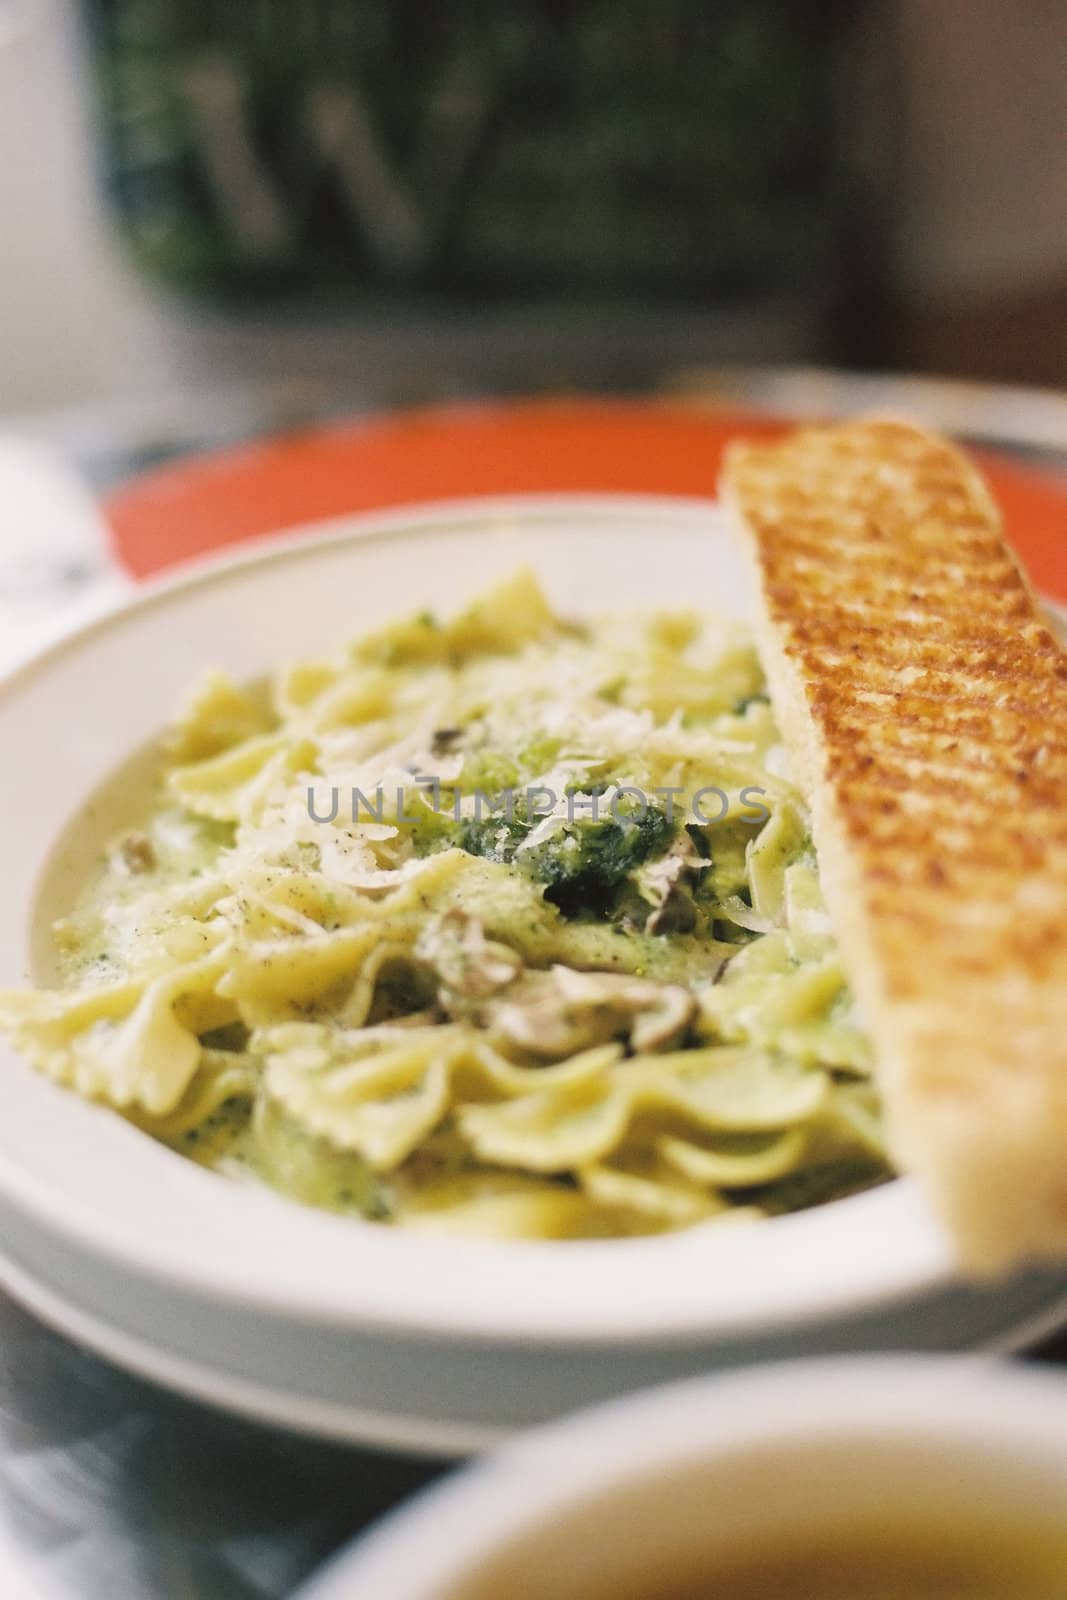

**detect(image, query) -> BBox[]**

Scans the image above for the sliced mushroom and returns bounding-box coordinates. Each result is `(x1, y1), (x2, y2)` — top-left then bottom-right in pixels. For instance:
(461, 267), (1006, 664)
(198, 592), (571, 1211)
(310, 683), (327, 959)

(553, 966), (696, 1052)
(641, 854), (697, 934)
(430, 726), (465, 756)
(490, 972), (609, 1058)
(491, 965), (696, 1059)
(110, 831), (157, 875)
(636, 828), (708, 935)
(416, 909), (523, 1001)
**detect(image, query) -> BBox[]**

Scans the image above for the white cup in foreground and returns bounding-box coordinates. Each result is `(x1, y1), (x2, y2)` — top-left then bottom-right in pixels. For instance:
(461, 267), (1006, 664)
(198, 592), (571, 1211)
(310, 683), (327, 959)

(297, 1356), (1067, 1600)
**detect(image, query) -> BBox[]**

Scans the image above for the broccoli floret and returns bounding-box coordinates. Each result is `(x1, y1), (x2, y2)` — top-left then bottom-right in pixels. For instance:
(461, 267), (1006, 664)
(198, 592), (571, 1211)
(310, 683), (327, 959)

(455, 811), (528, 862)
(459, 750), (520, 793)
(409, 806), (462, 858)
(527, 806), (673, 916)
(452, 794), (673, 917)
(684, 822), (712, 860)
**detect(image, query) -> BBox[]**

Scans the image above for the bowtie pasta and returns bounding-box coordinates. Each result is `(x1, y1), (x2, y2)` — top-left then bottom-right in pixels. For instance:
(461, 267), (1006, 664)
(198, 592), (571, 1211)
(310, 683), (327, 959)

(0, 572), (890, 1238)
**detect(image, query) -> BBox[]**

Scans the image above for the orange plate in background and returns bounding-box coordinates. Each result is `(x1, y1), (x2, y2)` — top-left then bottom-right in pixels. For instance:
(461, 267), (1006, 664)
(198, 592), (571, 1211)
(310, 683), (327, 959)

(105, 398), (1067, 601)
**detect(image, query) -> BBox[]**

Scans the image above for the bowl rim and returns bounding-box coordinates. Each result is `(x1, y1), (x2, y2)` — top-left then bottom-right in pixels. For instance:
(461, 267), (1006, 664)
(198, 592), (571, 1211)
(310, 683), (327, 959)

(294, 1354), (1067, 1599)
(0, 493), (967, 1346)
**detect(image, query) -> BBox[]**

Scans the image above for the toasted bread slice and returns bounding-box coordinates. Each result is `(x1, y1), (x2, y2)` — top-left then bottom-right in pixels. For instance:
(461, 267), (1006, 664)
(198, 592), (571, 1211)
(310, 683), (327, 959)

(721, 418), (1067, 1272)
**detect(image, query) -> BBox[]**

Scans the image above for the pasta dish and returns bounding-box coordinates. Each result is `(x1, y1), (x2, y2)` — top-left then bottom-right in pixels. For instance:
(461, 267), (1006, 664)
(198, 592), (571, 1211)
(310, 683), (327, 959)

(0, 572), (889, 1238)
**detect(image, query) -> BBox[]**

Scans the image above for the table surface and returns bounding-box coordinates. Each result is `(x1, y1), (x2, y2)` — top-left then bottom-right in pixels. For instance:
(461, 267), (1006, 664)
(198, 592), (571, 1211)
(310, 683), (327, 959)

(2, 370), (1067, 1600)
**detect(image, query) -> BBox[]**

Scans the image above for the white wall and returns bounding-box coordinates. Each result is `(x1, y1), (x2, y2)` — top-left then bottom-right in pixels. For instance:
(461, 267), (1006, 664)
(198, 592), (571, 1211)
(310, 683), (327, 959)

(0, 0), (174, 411)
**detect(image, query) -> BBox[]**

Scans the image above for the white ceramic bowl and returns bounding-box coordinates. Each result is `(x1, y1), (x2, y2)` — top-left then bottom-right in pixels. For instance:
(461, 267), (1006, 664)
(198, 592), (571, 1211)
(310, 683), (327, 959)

(0, 496), (1064, 1450)
(294, 1355), (1067, 1599)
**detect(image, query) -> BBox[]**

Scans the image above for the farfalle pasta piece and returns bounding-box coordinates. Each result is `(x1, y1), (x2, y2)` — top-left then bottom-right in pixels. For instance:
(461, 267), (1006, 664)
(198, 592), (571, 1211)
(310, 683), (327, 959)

(166, 669), (275, 762)
(458, 1046), (827, 1174)
(0, 949), (231, 1115)
(219, 925), (394, 1025)
(745, 798), (807, 925)
(398, 1176), (607, 1240)
(656, 1127), (809, 1189)
(261, 1023), (467, 1169)
(169, 733), (316, 822)
(258, 1023), (617, 1171)
(578, 1154), (724, 1228)
(134, 1048), (258, 1139)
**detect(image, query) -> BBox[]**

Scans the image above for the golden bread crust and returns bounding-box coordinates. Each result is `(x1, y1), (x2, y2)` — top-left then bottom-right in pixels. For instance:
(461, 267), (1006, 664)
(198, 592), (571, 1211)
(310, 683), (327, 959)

(722, 419), (1067, 1271)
